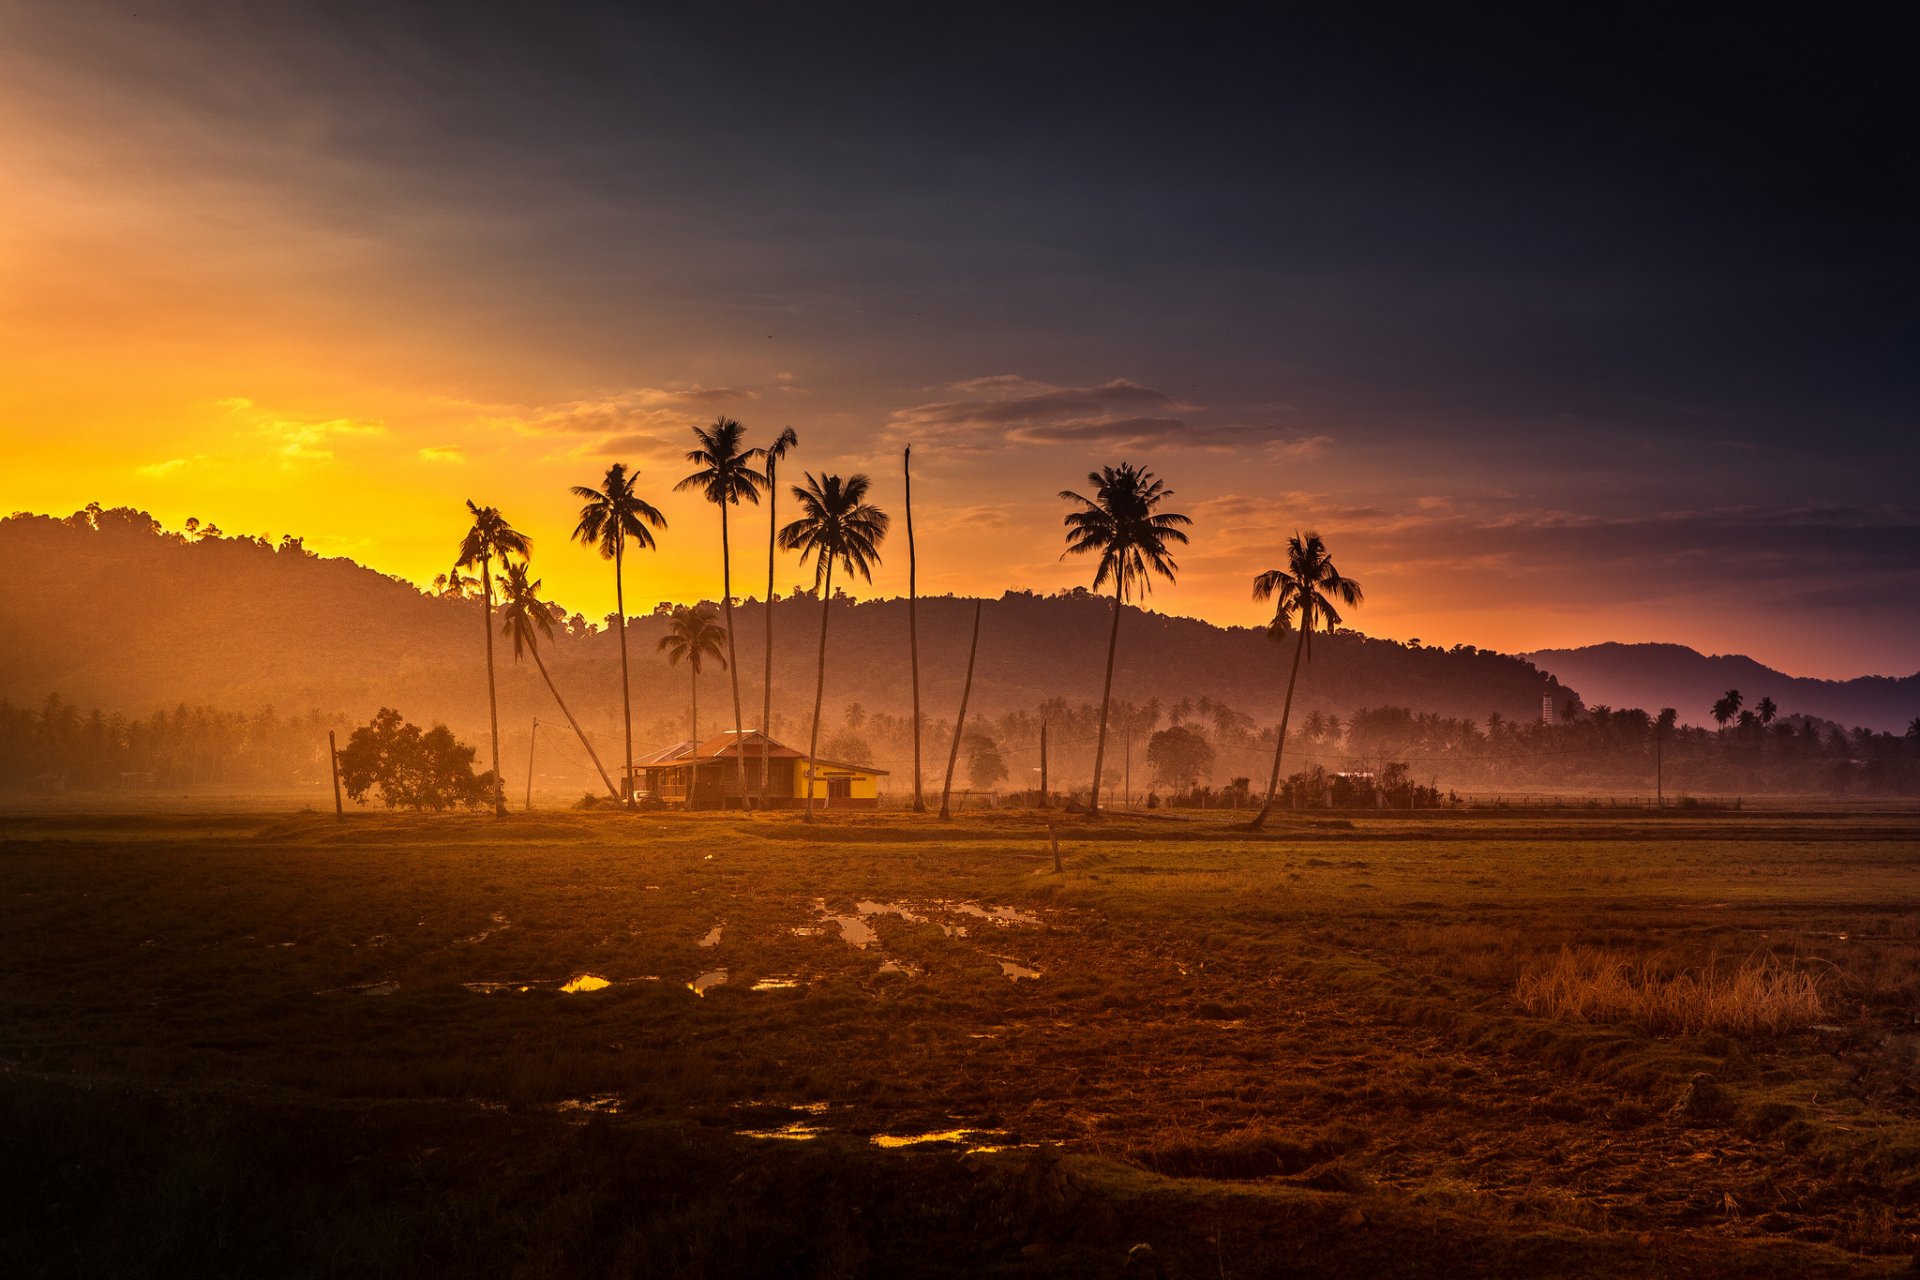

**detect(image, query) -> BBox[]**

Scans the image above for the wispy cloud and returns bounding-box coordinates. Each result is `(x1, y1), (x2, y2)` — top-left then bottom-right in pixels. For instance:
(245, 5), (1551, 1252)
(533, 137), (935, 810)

(417, 444), (464, 464)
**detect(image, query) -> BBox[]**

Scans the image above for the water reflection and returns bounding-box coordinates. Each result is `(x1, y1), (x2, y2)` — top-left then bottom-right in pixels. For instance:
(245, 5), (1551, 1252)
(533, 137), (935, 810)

(690, 968), (728, 996)
(559, 974), (611, 993)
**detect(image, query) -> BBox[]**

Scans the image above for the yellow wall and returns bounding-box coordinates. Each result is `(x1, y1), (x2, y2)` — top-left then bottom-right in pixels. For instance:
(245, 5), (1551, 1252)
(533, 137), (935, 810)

(801, 769), (882, 802)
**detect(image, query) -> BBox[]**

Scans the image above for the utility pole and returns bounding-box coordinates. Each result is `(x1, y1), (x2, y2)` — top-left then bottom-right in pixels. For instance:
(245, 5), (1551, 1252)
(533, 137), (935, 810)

(328, 730), (343, 821)
(1124, 720), (1132, 810)
(525, 718), (539, 811)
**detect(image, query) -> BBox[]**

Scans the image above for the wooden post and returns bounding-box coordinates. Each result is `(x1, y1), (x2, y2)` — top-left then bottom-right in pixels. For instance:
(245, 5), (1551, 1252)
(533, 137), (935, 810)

(525, 718), (538, 811)
(328, 730), (344, 821)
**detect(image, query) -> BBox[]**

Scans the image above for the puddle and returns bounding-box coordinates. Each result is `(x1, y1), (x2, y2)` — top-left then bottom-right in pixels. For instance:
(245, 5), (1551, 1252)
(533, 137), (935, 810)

(827, 916), (879, 948)
(751, 974), (802, 991)
(878, 959), (921, 977)
(871, 1128), (1008, 1150)
(945, 902), (1041, 927)
(317, 980), (398, 997)
(559, 974), (612, 993)
(462, 913), (510, 944)
(700, 925), (723, 948)
(997, 960), (1041, 982)
(738, 1121), (824, 1141)
(555, 1094), (623, 1115)
(858, 900), (927, 924)
(690, 968), (729, 996)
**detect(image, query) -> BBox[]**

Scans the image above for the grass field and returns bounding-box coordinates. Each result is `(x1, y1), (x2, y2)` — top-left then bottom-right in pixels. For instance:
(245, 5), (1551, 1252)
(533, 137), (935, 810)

(3, 804), (1918, 1277)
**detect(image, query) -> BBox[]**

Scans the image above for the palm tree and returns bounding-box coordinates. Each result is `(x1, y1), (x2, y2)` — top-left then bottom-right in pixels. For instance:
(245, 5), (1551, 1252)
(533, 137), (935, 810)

(939, 600), (983, 820)
(657, 605), (728, 754)
(778, 472), (889, 822)
(571, 463), (668, 807)
(1248, 531), (1362, 831)
(905, 444), (925, 812)
(760, 426), (798, 809)
(1711, 688), (1743, 729)
(498, 559), (619, 801)
(1756, 696), (1778, 726)
(677, 418), (767, 806)
(457, 500), (530, 817)
(1059, 463), (1190, 817)
(1907, 716), (1920, 741)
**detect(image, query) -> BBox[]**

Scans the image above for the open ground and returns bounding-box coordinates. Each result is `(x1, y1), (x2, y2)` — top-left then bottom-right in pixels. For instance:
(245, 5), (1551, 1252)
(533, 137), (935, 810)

(3, 805), (1918, 1277)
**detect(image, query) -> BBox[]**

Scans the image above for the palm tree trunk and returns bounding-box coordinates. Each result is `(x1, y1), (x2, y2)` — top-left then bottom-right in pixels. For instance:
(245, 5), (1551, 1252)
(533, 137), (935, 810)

(1250, 615), (1310, 830)
(906, 445), (925, 812)
(761, 464), (777, 811)
(1087, 578), (1124, 818)
(482, 556), (505, 817)
(939, 600), (981, 820)
(720, 505), (747, 808)
(615, 539), (633, 809)
(804, 563), (833, 823)
(531, 645), (619, 800)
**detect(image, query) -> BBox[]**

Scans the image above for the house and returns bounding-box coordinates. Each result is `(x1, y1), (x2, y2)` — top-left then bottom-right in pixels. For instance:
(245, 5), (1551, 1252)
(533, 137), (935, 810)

(627, 728), (888, 810)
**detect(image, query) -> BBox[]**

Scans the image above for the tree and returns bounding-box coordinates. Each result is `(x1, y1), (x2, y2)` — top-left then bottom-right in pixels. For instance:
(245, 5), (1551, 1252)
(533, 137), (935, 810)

(1756, 696), (1778, 726)
(939, 600), (983, 819)
(677, 417), (767, 804)
(965, 732), (1008, 793)
(571, 462), (667, 807)
(1059, 463), (1190, 816)
(1248, 531), (1362, 830)
(498, 559), (620, 802)
(1147, 724), (1214, 792)
(1712, 688), (1743, 728)
(657, 605), (728, 751)
(336, 708), (490, 811)
(778, 472), (889, 822)
(1908, 716), (1920, 741)
(457, 501), (530, 817)
(905, 444), (925, 812)
(759, 426), (798, 810)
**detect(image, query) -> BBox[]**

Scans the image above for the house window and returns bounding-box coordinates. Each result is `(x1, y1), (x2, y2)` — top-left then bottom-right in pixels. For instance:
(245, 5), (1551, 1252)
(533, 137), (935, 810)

(827, 777), (853, 801)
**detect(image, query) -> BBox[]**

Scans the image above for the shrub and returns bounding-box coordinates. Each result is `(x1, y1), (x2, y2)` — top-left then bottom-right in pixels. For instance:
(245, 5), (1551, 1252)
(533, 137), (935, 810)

(336, 707), (491, 811)
(1514, 946), (1826, 1037)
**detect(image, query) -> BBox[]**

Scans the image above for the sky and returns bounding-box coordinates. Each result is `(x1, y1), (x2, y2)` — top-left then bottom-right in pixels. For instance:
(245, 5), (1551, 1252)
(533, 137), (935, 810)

(2, 2), (1915, 678)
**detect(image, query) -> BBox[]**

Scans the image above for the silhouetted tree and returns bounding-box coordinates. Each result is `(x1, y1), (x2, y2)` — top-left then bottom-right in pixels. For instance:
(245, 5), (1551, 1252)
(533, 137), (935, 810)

(1059, 463), (1190, 816)
(1147, 724), (1214, 792)
(678, 417), (767, 804)
(905, 444), (925, 812)
(1712, 688), (1743, 728)
(1248, 531), (1362, 830)
(457, 501), (530, 816)
(939, 600), (983, 819)
(779, 472), (889, 822)
(760, 426), (798, 809)
(571, 463), (667, 807)
(499, 559), (619, 801)
(337, 707), (489, 811)
(1756, 696), (1778, 726)
(657, 605), (728, 749)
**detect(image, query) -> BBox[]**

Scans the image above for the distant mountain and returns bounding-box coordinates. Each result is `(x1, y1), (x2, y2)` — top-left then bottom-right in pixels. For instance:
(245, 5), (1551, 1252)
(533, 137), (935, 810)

(2, 508), (1569, 744)
(1525, 642), (1920, 733)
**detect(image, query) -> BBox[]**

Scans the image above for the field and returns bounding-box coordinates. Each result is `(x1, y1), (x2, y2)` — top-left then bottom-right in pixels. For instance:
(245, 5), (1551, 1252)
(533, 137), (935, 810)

(3, 804), (1918, 1277)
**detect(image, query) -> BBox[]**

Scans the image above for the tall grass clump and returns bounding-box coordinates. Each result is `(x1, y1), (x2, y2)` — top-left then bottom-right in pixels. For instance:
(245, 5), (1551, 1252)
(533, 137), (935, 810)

(1515, 947), (1827, 1037)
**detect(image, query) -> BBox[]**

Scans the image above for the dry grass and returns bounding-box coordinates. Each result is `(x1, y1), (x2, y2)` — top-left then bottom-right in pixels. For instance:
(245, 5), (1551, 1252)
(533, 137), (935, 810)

(1514, 946), (1827, 1037)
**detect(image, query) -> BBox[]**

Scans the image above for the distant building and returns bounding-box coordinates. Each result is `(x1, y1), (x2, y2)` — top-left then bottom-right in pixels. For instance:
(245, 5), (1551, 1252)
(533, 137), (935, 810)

(627, 729), (888, 811)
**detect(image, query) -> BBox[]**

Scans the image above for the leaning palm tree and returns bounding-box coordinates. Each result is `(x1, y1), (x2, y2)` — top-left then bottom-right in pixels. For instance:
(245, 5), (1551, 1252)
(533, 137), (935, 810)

(571, 464), (668, 807)
(1060, 463), (1190, 817)
(677, 418), (767, 805)
(657, 605), (728, 752)
(759, 426), (799, 809)
(457, 500), (531, 817)
(498, 559), (620, 801)
(1247, 531), (1362, 830)
(778, 472), (889, 822)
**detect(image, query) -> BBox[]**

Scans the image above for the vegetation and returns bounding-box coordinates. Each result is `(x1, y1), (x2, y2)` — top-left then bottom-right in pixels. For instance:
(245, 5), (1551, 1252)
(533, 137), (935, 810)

(499, 560), (619, 800)
(571, 462), (669, 808)
(333, 707), (490, 810)
(456, 501), (530, 817)
(759, 427), (799, 810)
(656, 606), (728, 746)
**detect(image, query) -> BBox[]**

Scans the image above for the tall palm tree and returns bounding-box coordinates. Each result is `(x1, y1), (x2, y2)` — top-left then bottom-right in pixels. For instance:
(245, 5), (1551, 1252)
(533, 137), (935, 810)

(760, 426), (798, 809)
(457, 500), (530, 817)
(1756, 696), (1778, 726)
(1060, 463), (1190, 817)
(657, 605), (728, 755)
(1247, 531), (1362, 830)
(778, 472), (889, 822)
(905, 444), (925, 812)
(677, 417), (767, 807)
(498, 559), (619, 801)
(571, 463), (668, 808)
(1711, 689), (1742, 729)
(939, 600), (983, 820)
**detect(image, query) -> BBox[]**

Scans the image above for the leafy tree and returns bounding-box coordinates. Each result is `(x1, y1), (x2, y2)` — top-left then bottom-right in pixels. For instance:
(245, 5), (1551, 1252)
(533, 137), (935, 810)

(336, 707), (489, 811)
(1248, 531), (1363, 829)
(571, 462), (668, 808)
(498, 559), (620, 801)
(677, 417), (767, 804)
(779, 472), (889, 821)
(1059, 463), (1190, 816)
(965, 731), (1008, 792)
(1147, 724), (1214, 792)
(657, 605), (728, 749)
(759, 426), (799, 809)
(456, 501), (529, 816)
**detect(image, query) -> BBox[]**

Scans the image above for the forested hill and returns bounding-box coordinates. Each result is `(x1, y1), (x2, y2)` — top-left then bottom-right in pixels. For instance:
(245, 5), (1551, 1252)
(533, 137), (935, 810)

(1525, 643), (1920, 734)
(3, 508), (1569, 742)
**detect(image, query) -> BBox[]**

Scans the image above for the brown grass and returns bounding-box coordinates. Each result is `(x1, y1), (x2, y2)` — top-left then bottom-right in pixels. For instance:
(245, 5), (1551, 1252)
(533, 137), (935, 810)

(1514, 946), (1827, 1037)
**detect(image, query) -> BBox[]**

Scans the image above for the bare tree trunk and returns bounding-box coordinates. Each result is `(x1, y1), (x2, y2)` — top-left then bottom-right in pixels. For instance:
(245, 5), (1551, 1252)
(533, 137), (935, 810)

(1038, 720), (1049, 807)
(720, 505), (747, 808)
(939, 601), (982, 819)
(615, 539), (633, 808)
(531, 645), (619, 800)
(482, 556), (505, 817)
(1087, 579), (1124, 817)
(804, 563), (833, 823)
(906, 445), (925, 812)
(1250, 616), (1310, 830)
(762, 464), (778, 811)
